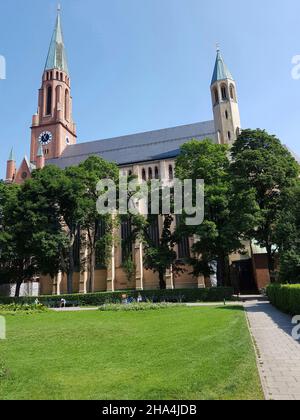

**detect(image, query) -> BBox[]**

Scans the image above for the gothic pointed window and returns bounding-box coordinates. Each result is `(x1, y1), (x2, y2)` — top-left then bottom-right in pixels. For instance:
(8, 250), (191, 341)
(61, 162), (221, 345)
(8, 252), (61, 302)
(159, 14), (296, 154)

(148, 168), (153, 180)
(230, 84), (236, 101)
(65, 89), (70, 121)
(121, 218), (132, 263)
(214, 88), (219, 105)
(221, 85), (228, 101)
(46, 86), (52, 116)
(155, 166), (159, 179)
(142, 169), (146, 181)
(169, 165), (174, 180)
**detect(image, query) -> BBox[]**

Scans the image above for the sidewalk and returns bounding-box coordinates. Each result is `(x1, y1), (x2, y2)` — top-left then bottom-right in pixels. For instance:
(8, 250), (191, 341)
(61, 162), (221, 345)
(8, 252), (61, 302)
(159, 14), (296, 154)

(245, 301), (300, 400)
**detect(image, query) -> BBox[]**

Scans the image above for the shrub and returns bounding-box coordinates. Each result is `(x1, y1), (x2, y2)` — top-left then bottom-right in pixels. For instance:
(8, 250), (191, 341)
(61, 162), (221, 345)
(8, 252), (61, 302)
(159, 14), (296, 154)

(267, 284), (300, 315)
(99, 302), (182, 312)
(0, 303), (48, 315)
(0, 287), (233, 308)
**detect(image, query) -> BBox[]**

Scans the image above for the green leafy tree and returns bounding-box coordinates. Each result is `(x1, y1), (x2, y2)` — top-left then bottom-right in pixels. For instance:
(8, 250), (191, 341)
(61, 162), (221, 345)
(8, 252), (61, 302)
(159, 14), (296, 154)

(175, 139), (257, 286)
(0, 182), (37, 297)
(230, 129), (299, 278)
(78, 156), (120, 292)
(275, 181), (300, 283)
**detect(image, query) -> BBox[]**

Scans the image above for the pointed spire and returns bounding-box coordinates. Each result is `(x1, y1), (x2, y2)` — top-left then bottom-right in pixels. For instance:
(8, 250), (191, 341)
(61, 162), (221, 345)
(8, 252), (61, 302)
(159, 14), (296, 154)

(211, 47), (233, 85)
(8, 147), (15, 162)
(45, 5), (69, 75)
(37, 144), (44, 158)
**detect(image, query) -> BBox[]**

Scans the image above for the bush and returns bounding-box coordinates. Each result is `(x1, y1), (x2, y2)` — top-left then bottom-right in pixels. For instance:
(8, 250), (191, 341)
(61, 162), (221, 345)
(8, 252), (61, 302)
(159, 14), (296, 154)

(99, 302), (182, 312)
(267, 284), (300, 315)
(0, 287), (233, 308)
(0, 303), (48, 315)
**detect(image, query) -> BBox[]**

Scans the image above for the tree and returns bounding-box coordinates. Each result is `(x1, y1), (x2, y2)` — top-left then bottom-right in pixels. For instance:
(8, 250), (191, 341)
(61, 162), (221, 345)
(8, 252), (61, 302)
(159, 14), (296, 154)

(275, 181), (300, 283)
(0, 182), (37, 297)
(230, 129), (299, 279)
(175, 139), (257, 286)
(143, 214), (180, 290)
(78, 156), (120, 292)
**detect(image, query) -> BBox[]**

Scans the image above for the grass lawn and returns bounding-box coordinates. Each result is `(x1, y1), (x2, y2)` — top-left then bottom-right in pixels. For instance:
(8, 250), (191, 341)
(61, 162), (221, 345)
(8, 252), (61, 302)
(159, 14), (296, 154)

(0, 306), (263, 400)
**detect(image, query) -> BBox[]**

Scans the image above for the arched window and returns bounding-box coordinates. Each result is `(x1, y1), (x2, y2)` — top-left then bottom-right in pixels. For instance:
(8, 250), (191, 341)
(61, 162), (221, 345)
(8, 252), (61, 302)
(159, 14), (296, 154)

(148, 168), (153, 180)
(225, 110), (229, 120)
(50, 71), (53, 80)
(230, 84), (236, 101)
(155, 166), (159, 179)
(142, 169), (146, 181)
(60, 73), (63, 81)
(65, 89), (70, 121)
(214, 88), (219, 105)
(169, 165), (174, 180)
(128, 170), (132, 177)
(46, 86), (52, 115)
(228, 131), (231, 141)
(56, 85), (62, 106)
(56, 71), (59, 80)
(221, 85), (227, 101)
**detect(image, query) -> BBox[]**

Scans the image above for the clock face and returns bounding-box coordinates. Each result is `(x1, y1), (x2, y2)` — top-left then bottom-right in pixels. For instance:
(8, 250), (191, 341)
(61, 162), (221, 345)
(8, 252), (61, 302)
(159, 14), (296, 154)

(39, 131), (53, 145)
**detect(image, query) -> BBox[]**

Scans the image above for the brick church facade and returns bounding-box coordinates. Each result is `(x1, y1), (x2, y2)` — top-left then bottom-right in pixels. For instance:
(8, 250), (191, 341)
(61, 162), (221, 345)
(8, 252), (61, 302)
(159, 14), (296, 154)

(5, 9), (273, 295)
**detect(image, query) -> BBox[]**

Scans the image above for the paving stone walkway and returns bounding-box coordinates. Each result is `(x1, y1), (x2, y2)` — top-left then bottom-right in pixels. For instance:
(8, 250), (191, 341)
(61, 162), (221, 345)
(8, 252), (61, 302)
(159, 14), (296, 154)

(245, 301), (300, 400)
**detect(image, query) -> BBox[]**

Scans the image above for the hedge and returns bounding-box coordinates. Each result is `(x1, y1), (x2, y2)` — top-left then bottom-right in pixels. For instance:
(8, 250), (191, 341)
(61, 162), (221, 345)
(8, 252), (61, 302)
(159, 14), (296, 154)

(0, 287), (233, 307)
(267, 284), (300, 315)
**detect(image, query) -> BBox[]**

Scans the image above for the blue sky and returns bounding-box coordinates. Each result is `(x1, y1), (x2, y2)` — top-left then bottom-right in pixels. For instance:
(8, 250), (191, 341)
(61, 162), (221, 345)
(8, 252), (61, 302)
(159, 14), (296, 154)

(0, 0), (300, 178)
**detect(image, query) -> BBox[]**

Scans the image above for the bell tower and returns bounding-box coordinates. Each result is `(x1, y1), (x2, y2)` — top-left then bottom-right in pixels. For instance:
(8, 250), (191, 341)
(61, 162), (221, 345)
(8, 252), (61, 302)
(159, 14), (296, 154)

(30, 6), (76, 164)
(211, 47), (241, 145)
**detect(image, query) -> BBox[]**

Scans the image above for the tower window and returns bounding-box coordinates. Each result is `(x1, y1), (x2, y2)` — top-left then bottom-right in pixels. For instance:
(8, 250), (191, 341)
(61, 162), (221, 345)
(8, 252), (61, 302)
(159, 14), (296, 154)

(155, 166), (159, 179)
(169, 165), (174, 180)
(56, 71), (59, 80)
(221, 85), (227, 101)
(213, 88), (219, 105)
(142, 169), (146, 181)
(148, 168), (153, 180)
(230, 84), (236, 101)
(65, 89), (70, 121)
(46, 86), (52, 115)
(225, 110), (229, 119)
(228, 131), (231, 141)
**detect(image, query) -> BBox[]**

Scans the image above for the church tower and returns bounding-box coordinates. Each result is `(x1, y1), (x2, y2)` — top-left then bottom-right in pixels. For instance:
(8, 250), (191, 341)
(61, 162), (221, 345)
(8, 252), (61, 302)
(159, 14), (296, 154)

(211, 48), (241, 145)
(30, 6), (76, 164)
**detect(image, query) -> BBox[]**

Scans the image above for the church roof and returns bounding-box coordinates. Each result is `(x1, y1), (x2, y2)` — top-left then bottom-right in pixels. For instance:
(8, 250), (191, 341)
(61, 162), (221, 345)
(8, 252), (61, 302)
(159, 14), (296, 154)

(8, 148), (15, 162)
(47, 121), (217, 169)
(211, 49), (233, 85)
(45, 10), (69, 75)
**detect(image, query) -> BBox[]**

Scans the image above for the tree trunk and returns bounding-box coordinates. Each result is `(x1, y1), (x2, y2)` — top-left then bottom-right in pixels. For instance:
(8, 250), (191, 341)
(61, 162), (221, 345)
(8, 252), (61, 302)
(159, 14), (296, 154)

(217, 256), (226, 287)
(15, 280), (22, 298)
(88, 247), (96, 293)
(67, 246), (74, 295)
(159, 270), (166, 290)
(266, 244), (275, 283)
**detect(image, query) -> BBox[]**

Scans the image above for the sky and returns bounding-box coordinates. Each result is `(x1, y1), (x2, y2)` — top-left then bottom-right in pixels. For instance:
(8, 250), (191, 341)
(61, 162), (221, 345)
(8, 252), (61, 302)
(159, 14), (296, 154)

(0, 0), (300, 179)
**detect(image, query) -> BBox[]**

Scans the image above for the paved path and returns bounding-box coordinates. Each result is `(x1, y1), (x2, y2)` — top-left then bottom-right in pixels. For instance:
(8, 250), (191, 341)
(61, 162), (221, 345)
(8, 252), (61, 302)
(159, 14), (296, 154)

(245, 301), (300, 400)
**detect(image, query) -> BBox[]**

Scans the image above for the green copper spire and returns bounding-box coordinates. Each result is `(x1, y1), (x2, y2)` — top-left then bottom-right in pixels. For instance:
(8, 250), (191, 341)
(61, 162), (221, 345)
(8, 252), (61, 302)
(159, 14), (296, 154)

(45, 5), (69, 75)
(211, 48), (233, 85)
(8, 148), (15, 162)
(37, 144), (44, 158)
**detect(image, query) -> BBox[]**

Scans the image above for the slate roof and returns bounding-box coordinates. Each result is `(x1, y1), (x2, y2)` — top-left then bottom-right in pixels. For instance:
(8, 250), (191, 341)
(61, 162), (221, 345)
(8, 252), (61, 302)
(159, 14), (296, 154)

(47, 120), (217, 169)
(211, 49), (233, 85)
(45, 11), (69, 75)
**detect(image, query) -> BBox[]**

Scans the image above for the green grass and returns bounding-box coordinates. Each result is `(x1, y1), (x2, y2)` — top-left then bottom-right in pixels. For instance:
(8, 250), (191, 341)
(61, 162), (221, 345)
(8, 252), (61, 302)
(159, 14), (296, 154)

(0, 306), (263, 400)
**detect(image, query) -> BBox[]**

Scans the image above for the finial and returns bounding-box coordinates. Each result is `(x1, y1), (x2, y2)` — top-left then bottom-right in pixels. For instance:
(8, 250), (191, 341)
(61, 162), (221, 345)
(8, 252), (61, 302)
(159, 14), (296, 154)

(57, 3), (61, 13)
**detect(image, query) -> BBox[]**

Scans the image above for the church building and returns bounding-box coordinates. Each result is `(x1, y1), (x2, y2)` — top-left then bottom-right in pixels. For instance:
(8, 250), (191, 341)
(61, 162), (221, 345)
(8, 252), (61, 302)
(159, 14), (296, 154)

(5, 9), (271, 295)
